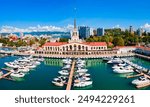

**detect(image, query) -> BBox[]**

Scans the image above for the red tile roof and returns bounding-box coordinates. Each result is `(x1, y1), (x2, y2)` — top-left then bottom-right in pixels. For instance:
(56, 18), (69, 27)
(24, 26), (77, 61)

(81, 42), (107, 46)
(43, 42), (68, 46)
(42, 42), (107, 47)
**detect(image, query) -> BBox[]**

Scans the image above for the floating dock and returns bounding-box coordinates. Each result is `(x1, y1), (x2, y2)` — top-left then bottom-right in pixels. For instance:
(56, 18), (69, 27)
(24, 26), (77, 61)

(66, 60), (76, 90)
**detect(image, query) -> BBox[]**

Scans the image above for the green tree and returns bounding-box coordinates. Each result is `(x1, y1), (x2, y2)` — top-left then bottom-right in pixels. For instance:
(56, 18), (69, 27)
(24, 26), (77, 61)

(39, 38), (47, 47)
(59, 38), (69, 42)
(113, 37), (124, 46)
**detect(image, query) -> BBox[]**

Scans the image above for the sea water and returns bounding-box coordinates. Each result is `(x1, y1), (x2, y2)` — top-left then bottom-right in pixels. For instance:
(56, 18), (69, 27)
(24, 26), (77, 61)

(0, 56), (150, 90)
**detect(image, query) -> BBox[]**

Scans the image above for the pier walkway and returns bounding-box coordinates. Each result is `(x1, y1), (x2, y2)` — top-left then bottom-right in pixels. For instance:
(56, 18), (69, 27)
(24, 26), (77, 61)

(0, 68), (13, 80)
(66, 60), (76, 90)
(135, 54), (150, 60)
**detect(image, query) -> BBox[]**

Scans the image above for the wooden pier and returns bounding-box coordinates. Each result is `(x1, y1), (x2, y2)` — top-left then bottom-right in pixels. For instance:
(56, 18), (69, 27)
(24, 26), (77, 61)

(66, 60), (76, 90)
(0, 68), (13, 80)
(135, 54), (150, 60)
(126, 73), (144, 78)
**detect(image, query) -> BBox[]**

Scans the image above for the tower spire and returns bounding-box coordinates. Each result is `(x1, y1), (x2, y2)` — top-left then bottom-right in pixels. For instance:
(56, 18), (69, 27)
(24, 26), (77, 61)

(74, 18), (76, 29)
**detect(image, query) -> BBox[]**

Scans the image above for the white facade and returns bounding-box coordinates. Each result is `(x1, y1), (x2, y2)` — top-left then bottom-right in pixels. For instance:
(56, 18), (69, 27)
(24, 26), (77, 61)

(117, 47), (136, 54)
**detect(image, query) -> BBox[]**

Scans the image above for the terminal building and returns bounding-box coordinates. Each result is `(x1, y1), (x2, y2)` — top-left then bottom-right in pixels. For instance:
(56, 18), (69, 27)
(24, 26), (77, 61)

(35, 19), (117, 57)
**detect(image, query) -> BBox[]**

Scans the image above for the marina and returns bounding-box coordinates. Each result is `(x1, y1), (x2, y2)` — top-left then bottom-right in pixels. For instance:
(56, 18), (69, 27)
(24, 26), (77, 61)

(0, 55), (150, 90)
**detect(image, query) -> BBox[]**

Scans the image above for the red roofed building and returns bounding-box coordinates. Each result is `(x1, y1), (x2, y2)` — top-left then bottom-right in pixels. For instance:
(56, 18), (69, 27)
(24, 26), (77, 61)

(35, 19), (117, 57)
(9, 34), (18, 41)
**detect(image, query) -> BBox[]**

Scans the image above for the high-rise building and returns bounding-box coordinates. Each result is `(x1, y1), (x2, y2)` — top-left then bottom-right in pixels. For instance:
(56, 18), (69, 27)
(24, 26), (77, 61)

(93, 29), (97, 36)
(129, 26), (134, 33)
(137, 28), (143, 36)
(97, 28), (104, 36)
(78, 26), (90, 39)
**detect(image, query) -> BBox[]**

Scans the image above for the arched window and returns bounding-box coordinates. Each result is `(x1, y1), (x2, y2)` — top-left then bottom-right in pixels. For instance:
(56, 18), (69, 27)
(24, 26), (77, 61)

(74, 44), (77, 51)
(63, 46), (65, 51)
(66, 46), (68, 51)
(82, 46), (84, 50)
(69, 45), (72, 50)
(86, 47), (88, 51)
(78, 45), (81, 51)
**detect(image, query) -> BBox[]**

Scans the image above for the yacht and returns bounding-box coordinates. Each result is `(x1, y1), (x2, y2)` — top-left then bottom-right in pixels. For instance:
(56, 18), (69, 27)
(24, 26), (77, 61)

(102, 57), (113, 62)
(74, 76), (91, 83)
(58, 70), (69, 76)
(107, 58), (123, 64)
(76, 68), (88, 73)
(25, 63), (36, 69)
(10, 72), (25, 78)
(54, 76), (67, 83)
(76, 73), (91, 77)
(132, 76), (150, 86)
(4, 62), (19, 68)
(52, 80), (64, 87)
(62, 65), (71, 69)
(113, 66), (134, 74)
(18, 67), (30, 73)
(112, 64), (131, 69)
(32, 61), (41, 65)
(74, 81), (93, 87)
(62, 58), (72, 63)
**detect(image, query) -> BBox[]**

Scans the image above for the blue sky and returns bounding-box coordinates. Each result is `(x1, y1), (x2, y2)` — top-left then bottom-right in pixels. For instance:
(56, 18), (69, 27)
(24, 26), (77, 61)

(0, 0), (150, 29)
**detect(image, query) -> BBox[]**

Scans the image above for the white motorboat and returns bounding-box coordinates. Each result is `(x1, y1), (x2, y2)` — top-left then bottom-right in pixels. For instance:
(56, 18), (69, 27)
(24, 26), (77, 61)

(10, 72), (25, 78)
(32, 61), (41, 65)
(76, 69), (88, 73)
(74, 81), (93, 87)
(102, 57), (113, 62)
(52, 81), (64, 87)
(4, 62), (19, 68)
(118, 63), (127, 66)
(113, 68), (134, 74)
(26, 64), (36, 69)
(62, 65), (71, 69)
(58, 70), (69, 75)
(18, 67), (30, 73)
(62, 58), (72, 63)
(74, 77), (91, 83)
(112, 65), (124, 69)
(112, 64), (132, 69)
(77, 73), (91, 77)
(107, 58), (123, 64)
(54, 76), (67, 82)
(38, 58), (44, 62)
(34, 57), (44, 62)
(132, 76), (150, 86)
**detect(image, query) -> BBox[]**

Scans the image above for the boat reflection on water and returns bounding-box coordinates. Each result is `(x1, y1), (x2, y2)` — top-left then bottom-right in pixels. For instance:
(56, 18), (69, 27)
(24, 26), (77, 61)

(44, 58), (103, 67)
(86, 59), (103, 67)
(44, 58), (63, 67)
(11, 77), (25, 82)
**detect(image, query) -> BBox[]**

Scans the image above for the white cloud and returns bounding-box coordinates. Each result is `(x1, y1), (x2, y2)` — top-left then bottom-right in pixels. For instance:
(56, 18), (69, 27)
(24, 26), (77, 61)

(0, 25), (74, 33)
(141, 23), (150, 32)
(113, 24), (120, 28)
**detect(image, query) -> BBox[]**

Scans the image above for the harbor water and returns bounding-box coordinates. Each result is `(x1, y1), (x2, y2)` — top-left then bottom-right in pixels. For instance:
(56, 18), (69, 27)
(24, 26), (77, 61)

(0, 56), (150, 90)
